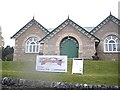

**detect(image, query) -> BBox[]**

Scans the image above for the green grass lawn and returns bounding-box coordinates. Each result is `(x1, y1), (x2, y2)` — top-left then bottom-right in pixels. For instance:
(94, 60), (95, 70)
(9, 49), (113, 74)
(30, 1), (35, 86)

(0, 60), (119, 86)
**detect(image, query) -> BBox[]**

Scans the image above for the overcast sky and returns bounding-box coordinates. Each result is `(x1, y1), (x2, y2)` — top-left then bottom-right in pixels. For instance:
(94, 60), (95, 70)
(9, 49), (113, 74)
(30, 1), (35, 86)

(0, 0), (119, 47)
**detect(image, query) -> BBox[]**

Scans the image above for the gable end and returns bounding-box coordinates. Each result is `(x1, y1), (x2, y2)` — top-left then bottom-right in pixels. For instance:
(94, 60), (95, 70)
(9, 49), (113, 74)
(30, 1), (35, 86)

(90, 14), (120, 34)
(39, 18), (100, 43)
(11, 18), (49, 39)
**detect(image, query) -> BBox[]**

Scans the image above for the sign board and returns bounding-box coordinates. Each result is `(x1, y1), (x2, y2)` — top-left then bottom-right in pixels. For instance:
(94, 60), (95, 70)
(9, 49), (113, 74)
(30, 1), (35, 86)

(36, 55), (67, 72)
(72, 58), (83, 74)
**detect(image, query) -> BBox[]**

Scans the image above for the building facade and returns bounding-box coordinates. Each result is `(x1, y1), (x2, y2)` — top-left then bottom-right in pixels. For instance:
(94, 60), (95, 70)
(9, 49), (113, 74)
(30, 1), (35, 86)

(11, 14), (120, 61)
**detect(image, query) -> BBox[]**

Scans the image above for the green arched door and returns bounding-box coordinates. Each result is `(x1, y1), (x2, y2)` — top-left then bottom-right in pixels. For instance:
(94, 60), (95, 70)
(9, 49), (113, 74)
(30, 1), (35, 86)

(60, 37), (79, 58)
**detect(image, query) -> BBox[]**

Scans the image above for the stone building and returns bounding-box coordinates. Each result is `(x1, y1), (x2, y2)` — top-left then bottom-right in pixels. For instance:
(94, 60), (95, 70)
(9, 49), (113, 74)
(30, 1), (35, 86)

(11, 14), (120, 61)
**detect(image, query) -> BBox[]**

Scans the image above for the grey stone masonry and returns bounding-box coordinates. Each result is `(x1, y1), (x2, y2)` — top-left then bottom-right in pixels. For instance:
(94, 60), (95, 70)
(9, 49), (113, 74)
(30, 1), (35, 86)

(0, 77), (119, 89)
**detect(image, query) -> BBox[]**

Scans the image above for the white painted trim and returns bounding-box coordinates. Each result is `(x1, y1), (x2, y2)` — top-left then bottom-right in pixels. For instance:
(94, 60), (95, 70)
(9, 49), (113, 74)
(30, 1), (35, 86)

(24, 37), (40, 53)
(103, 35), (120, 52)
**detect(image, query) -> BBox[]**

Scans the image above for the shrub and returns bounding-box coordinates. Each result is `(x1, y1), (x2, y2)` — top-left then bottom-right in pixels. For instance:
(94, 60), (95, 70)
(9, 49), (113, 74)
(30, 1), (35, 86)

(92, 52), (99, 60)
(92, 55), (99, 60)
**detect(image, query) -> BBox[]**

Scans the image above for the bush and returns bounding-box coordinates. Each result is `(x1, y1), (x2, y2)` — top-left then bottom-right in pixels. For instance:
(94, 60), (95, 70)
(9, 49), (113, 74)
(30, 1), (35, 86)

(92, 52), (99, 60)
(92, 55), (99, 60)
(2, 46), (14, 61)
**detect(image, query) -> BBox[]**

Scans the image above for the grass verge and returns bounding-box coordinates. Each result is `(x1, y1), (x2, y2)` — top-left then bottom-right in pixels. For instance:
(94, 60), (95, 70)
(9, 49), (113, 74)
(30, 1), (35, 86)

(0, 60), (119, 86)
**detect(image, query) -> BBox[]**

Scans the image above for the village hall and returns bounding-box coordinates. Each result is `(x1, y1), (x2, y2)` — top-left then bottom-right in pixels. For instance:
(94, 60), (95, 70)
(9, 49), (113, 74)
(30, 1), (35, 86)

(11, 13), (120, 61)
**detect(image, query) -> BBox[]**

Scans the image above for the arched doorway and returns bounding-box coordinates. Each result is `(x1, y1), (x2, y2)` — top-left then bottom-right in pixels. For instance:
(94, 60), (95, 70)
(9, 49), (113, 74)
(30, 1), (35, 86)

(60, 36), (79, 58)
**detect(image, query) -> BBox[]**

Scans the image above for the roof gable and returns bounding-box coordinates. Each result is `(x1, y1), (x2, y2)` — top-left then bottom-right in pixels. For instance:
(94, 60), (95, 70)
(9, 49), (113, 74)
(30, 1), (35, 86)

(39, 18), (100, 43)
(11, 18), (49, 39)
(90, 14), (120, 34)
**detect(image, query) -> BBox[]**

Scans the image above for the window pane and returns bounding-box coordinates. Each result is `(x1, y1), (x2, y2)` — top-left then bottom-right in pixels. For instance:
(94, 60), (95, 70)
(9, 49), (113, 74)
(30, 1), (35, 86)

(105, 39), (108, 43)
(109, 44), (112, 51)
(109, 40), (115, 43)
(112, 36), (115, 39)
(33, 45), (36, 52)
(34, 38), (36, 41)
(27, 41), (29, 44)
(31, 42), (35, 44)
(29, 38), (32, 41)
(113, 44), (116, 51)
(29, 45), (32, 52)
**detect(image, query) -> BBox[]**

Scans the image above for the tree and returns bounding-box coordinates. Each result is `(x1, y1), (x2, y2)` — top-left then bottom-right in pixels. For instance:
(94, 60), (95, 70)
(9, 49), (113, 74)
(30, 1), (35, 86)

(0, 46), (2, 60)
(2, 46), (14, 61)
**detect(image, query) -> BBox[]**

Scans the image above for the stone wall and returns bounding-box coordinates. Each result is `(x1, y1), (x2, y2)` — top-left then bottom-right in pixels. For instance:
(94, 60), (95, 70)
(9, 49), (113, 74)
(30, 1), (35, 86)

(0, 77), (119, 90)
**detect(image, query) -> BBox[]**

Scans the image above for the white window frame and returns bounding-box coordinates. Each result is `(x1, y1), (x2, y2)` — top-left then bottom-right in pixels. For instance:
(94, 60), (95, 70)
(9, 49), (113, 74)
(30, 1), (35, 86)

(104, 35), (120, 52)
(25, 37), (40, 53)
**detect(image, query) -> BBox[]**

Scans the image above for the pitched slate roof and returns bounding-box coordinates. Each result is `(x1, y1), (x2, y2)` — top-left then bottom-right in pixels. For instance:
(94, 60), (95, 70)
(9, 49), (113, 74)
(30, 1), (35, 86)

(11, 18), (50, 39)
(39, 18), (100, 43)
(90, 14), (120, 34)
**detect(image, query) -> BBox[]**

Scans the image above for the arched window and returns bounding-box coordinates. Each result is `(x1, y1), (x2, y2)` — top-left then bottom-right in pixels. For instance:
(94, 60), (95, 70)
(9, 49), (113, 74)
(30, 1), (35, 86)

(25, 37), (40, 53)
(104, 35), (120, 52)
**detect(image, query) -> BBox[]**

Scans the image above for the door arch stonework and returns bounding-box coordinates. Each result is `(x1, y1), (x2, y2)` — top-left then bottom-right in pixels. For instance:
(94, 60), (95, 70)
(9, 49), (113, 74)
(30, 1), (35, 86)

(56, 33), (82, 57)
